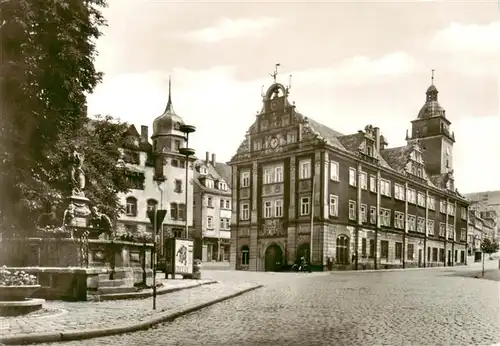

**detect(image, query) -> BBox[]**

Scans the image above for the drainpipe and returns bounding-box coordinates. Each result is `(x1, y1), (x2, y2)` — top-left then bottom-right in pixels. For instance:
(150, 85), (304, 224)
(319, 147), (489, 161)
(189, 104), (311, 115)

(403, 182), (408, 269)
(356, 161), (362, 271)
(375, 170), (381, 270)
(424, 190), (429, 268)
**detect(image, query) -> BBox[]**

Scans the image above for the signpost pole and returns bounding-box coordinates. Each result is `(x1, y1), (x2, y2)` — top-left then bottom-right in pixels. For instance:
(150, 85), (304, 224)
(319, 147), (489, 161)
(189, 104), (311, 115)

(152, 209), (157, 310)
(148, 209), (166, 310)
(482, 250), (485, 277)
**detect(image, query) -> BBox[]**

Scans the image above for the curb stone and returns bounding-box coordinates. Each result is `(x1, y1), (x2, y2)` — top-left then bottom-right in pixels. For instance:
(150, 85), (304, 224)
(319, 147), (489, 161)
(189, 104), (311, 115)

(94, 280), (218, 301)
(330, 265), (468, 274)
(0, 284), (263, 345)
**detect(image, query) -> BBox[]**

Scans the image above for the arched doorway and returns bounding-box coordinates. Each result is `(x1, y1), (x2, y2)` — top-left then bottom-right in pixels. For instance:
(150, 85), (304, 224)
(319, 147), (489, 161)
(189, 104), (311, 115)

(296, 243), (310, 262)
(264, 244), (283, 272)
(336, 235), (350, 264)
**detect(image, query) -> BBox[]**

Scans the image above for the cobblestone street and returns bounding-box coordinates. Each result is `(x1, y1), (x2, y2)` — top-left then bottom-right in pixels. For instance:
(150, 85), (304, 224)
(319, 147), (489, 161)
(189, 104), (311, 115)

(37, 263), (500, 346)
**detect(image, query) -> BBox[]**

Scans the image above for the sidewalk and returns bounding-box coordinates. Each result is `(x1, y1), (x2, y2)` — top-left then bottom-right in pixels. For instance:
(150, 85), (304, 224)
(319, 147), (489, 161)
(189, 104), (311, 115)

(0, 277), (262, 345)
(452, 268), (500, 282)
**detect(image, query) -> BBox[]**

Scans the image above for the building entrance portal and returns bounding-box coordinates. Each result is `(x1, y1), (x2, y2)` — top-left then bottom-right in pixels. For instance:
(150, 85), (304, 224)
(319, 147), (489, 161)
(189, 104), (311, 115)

(264, 244), (283, 272)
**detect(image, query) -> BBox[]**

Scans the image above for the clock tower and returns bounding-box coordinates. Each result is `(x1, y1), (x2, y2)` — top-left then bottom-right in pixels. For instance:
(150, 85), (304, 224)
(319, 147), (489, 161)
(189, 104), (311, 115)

(408, 73), (455, 176)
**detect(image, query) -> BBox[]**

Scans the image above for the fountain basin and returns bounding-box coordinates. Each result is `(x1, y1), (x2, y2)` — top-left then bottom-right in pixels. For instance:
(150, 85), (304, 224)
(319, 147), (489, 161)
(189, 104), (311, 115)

(0, 298), (45, 316)
(0, 285), (41, 301)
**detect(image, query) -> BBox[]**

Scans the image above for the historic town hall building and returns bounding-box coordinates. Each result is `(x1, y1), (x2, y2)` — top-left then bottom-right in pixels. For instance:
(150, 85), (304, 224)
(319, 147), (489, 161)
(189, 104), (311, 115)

(229, 75), (469, 272)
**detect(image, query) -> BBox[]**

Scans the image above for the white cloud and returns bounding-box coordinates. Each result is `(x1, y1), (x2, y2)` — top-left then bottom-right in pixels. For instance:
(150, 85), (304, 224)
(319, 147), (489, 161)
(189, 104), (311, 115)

(454, 115), (500, 193)
(428, 21), (500, 77)
(87, 60), (498, 193)
(292, 52), (421, 87)
(430, 21), (500, 56)
(177, 17), (280, 43)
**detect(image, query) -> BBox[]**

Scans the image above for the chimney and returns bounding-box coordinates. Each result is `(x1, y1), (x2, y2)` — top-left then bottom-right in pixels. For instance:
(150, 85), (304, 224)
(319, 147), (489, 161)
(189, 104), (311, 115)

(211, 153), (216, 167)
(205, 151), (210, 164)
(140, 125), (148, 142)
(374, 127), (380, 153)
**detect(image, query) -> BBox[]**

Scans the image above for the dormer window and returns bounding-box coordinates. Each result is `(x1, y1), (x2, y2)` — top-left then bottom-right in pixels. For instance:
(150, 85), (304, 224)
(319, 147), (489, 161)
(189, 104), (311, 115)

(367, 145), (373, 157)
(218, 181), (227, 190)
(199, 166), (207, 175)
(174, 122), (181, 130)
(253, 140), (262, 151)
(205, 179), (214, 189)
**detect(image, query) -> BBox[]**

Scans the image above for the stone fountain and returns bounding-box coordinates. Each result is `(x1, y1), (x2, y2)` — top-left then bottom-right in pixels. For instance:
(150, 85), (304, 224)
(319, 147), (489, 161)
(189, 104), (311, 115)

(0, 148), (154, 302)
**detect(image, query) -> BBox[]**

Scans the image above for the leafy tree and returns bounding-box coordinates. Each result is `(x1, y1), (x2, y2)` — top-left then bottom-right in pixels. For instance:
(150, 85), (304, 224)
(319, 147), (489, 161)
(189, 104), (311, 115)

(481, 238), (500, 257)
(0, 0), (127, 234)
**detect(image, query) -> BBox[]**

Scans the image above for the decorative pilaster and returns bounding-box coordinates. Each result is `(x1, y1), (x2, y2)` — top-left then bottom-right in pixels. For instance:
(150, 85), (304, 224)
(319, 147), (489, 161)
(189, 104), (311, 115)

(287, 156), (297, 265)
(323, 152), (329, 220)
(312, 151), (322, 264)
(404, 183), (409, 234)
(249, 160), (259, 271)
(403, 182), (408, 268)
(465, 205), (469, 265)
(444, 198), (449, 266)
(355, 162), (362, 270)
(251, 161), (258, 215)
(375, 170), (381, 269)
(424, 190), (429, 267)
(322, 152), (330, 268)
(452, 200), (457, 265)
(313, 151), (322, 216)
(230, 166), (238, 270)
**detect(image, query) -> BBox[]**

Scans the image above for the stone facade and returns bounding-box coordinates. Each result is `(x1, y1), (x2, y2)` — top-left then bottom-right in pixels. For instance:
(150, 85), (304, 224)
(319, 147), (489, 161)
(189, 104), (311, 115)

(229, 76), (469, 272)
(192, 152), (231, 262)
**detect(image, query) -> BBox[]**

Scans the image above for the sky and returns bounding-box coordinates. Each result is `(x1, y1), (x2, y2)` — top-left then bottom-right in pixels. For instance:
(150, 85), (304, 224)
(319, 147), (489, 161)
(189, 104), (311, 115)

(87, 0), (500, 194)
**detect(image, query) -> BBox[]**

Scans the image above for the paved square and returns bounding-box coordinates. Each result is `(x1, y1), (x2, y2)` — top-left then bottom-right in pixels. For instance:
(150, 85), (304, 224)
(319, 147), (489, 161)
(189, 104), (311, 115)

(36, 264), (500, 346)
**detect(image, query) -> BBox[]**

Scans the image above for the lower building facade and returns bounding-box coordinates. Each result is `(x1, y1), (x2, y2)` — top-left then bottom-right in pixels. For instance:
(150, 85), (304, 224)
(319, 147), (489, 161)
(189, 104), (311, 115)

(233, 223), (467, 271)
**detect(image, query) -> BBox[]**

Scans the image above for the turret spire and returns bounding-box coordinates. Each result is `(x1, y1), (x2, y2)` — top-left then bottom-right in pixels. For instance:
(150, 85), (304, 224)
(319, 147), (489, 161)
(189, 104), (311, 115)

(431, 69), (435, 85)
(165, 75), (174, 113)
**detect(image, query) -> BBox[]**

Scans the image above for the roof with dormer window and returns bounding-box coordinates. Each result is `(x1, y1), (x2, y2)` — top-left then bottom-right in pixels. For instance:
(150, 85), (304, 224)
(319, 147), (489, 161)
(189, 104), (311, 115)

(230, 75), (465, 199)
(193, 159), (232, 195)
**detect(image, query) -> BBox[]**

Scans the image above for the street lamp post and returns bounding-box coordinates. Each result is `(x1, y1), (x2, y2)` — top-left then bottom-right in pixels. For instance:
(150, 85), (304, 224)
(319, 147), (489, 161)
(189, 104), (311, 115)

(179, 124), (196, 240)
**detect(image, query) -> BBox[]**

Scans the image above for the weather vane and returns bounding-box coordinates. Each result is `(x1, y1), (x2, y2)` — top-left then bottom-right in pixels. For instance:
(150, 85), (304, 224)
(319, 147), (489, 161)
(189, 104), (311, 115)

(270, 63), (280, 83)
(431, 69), (435, 85)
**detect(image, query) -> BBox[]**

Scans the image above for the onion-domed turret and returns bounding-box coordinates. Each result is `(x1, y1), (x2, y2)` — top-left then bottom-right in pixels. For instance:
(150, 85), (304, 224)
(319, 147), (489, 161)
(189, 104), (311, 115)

(417, 76), (446, 119)
(152, 77), (185, 138)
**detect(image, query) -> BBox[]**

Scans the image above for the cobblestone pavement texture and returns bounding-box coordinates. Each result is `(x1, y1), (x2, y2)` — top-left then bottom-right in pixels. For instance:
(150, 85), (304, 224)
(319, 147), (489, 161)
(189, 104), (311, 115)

(36, 262), (500, 346)
(0, 279), (256, 341)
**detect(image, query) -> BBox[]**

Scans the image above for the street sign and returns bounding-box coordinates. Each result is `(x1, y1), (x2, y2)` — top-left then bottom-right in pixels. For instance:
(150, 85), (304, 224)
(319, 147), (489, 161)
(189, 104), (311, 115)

(147, 209), (167, 231)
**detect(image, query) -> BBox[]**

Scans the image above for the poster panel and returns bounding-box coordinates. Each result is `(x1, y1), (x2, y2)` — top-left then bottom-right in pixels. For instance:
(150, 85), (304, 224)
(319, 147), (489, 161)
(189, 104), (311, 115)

(174, 239), (193, 274)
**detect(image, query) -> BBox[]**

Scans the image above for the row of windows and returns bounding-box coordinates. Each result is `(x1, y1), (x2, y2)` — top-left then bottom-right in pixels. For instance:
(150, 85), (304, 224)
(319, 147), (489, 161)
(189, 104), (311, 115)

(347, 199), (465, 237)
(240, 162), (466, 220)
(347, 167), (465, 218)
(207, 216), (230, 230)
(126, 197), (158, 217)
(241, 159), (315, 188)
(124, 197), (186, 220)
(367, 241), (465, 263)
(202, 178), (228, 191)
(205, 196), (231, 209)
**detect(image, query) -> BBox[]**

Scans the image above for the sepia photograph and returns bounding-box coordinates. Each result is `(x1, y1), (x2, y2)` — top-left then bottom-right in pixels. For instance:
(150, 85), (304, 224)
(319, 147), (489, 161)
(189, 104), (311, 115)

(0, 0), (499, 345)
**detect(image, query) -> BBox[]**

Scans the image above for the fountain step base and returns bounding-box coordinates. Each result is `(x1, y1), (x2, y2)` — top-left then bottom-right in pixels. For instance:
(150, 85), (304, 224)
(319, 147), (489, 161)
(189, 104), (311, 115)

(0, 298), (45, 316)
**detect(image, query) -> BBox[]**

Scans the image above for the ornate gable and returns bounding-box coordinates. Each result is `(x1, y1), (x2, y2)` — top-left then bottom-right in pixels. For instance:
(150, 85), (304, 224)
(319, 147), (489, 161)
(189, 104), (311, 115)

(230, 82), (324, 163)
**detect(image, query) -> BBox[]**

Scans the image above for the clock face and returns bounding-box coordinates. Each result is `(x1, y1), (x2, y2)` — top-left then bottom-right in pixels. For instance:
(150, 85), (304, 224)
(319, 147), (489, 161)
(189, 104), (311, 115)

(270, 101), (278, 111)
(270, 137), (279, 148)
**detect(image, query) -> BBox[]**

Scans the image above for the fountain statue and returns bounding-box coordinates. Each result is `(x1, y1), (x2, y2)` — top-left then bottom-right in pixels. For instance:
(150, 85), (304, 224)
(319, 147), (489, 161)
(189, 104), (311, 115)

(65, 147), (91, 227)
